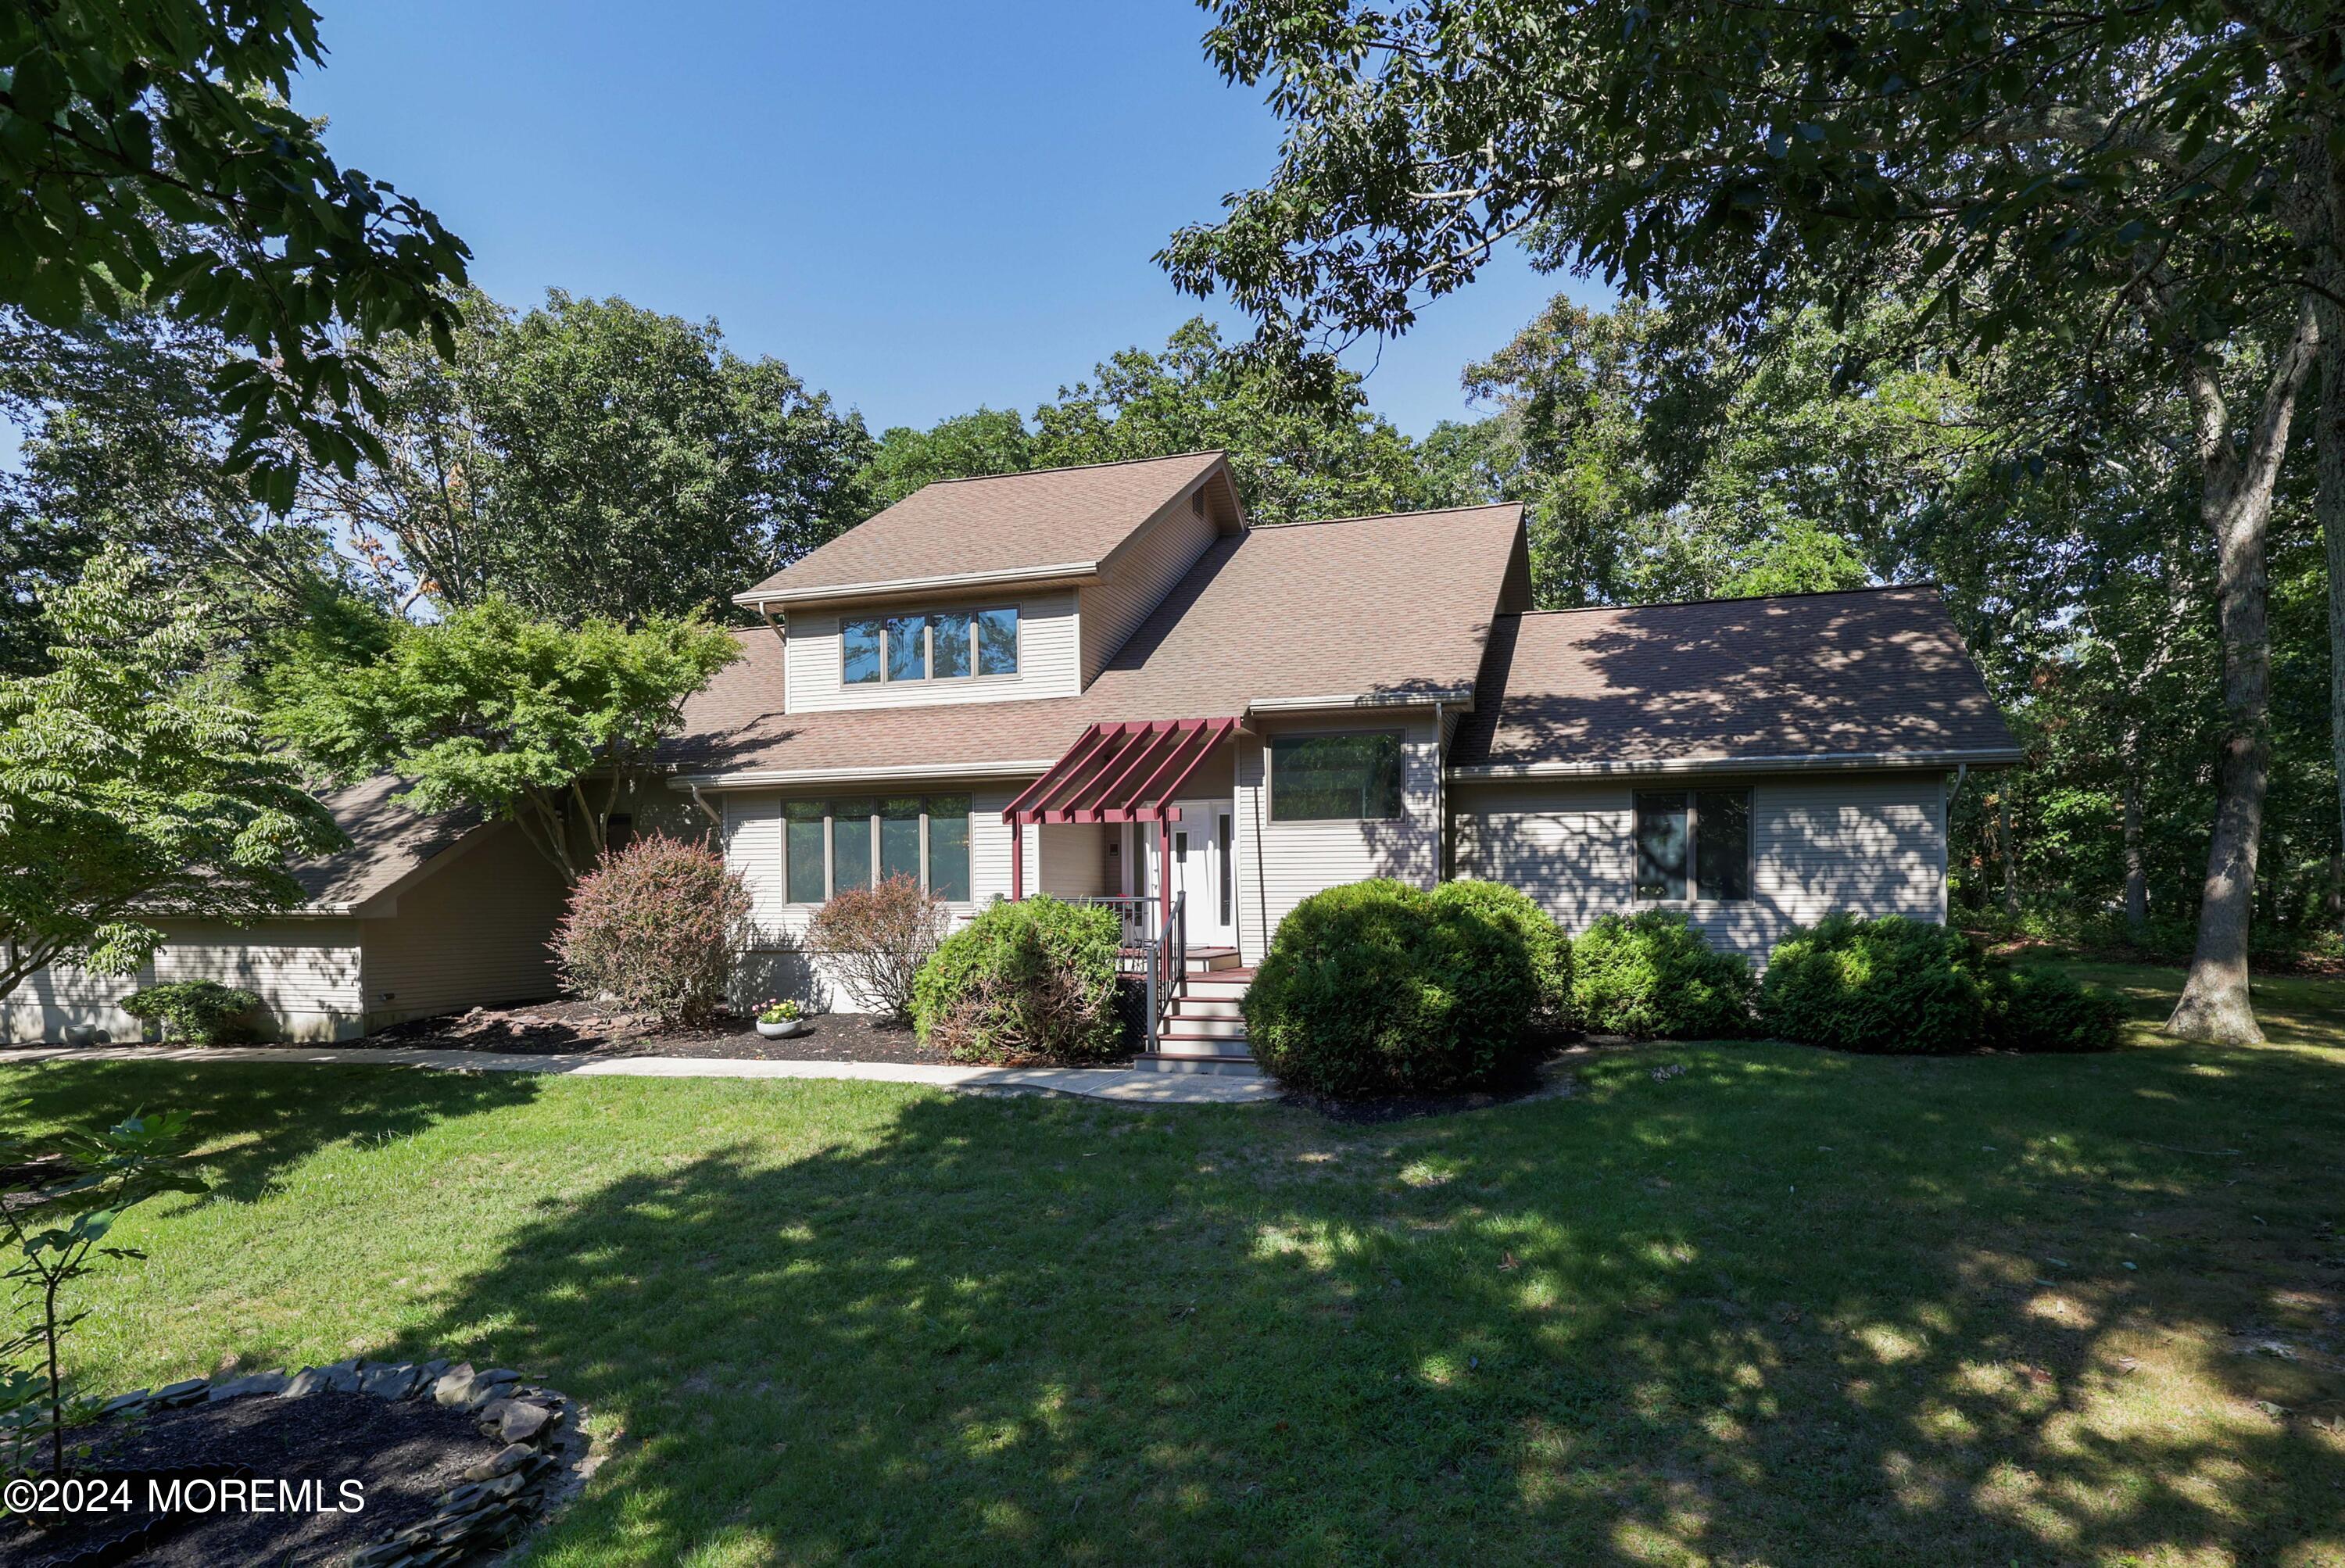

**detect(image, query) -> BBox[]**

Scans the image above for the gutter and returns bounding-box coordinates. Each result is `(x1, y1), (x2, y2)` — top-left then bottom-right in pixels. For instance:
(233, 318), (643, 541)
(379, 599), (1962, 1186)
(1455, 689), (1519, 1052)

(732, 560), (1101, 612)
(1447, 746), (2025, 781)
(668, 759), (1060, 790)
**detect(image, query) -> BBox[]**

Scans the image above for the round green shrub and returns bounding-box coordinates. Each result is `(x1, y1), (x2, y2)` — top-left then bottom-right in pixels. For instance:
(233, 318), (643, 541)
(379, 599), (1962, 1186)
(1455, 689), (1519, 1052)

(912, 896), (1124, 1065)
(1756, 912), (1992, 1053)
(1570, 910), (1754, 1039)
(1756, 914), (2125, 1054)
(1989, 963), (2126, 1053)
(1243, 878), (1545, 1097)
(119, 980), (260, 1044)
(1428, 879), (1571, 1028)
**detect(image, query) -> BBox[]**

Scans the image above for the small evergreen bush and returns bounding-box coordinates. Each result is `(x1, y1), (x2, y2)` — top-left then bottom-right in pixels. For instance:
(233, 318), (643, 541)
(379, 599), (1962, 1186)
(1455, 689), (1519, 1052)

(1570, 910), (1754, 1039)
(1757, 912), (1991, 1053)
(118, 981), (259, 1044)
(1243, 879), (1547, 1097)
(550, 833), (754, 1025)
(1989, 963), (2127, 1053)
(912, 897), (1124, 1065)
(1430, 879), (1572, 1029)
(1758, 913), (2124, 1054)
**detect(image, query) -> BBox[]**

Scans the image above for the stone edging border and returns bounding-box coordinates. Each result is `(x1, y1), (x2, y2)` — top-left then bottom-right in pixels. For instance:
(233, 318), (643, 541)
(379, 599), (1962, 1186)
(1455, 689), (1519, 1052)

(96, 1355), (583, 1567)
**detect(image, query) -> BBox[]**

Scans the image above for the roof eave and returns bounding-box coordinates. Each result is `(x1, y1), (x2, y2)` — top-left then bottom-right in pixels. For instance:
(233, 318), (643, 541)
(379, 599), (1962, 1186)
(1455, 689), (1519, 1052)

(732, 561), (1103, 612)
(667, 759), (1060, 790)
(1246, 688), (1476, 716)
(1448, 746), (2023, 779)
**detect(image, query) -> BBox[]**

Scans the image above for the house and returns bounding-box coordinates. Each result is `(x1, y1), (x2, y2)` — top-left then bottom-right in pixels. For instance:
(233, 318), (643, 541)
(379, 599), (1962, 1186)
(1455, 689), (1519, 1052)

(2, 775), (570, 1044)
(663, 450), (2018, 1069)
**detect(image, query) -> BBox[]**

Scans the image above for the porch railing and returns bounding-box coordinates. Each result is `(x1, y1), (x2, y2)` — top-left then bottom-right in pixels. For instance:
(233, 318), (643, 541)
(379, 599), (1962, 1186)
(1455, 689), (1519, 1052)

(1122, 892), (1184, 1054)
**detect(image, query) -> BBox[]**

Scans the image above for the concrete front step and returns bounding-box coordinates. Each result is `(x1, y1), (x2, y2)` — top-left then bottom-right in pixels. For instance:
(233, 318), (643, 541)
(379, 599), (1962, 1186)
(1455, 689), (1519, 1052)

(1134, 1051), (1262, 1076)
(1163, 1014), (1248, 1040)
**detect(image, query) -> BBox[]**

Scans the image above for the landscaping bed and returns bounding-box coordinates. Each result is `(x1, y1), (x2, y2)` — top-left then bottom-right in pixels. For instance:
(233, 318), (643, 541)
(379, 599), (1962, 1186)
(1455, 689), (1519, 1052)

(351, 1002), (954, 1065)
(0, 1361), (574, 1568)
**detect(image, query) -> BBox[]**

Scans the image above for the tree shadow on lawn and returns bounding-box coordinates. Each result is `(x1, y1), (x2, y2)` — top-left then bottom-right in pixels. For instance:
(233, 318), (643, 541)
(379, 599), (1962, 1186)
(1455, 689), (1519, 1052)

(0, 1059), (542, 1206)
(385, 1036), (2344, 1566)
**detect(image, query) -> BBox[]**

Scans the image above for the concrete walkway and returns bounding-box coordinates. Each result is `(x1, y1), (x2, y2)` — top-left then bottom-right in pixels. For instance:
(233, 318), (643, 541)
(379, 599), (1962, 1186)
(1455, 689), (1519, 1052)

(0, 1044), (1280, 1105)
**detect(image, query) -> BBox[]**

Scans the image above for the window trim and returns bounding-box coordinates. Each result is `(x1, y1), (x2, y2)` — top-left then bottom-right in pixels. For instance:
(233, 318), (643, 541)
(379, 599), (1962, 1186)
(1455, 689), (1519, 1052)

(1631, 786), (1754, 905)
(1266, 729), (1409, 823)
(839, 606), (1021, 686)
(781, 795), (976, 905)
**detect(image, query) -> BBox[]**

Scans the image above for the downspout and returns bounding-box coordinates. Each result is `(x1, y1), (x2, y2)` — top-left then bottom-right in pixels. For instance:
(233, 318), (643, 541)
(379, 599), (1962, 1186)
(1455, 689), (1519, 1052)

(687, 781), (723, 831)
(1432, 700), (1447, 885)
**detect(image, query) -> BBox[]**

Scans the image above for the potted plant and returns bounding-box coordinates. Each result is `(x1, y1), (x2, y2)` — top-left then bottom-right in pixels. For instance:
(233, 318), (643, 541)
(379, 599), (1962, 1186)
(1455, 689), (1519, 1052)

(754, 998), (809, 1040)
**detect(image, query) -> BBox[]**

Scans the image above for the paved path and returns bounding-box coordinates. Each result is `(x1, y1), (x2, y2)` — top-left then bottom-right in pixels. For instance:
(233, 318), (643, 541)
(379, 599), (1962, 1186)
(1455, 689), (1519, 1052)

(0, 1044), (1280, 1105)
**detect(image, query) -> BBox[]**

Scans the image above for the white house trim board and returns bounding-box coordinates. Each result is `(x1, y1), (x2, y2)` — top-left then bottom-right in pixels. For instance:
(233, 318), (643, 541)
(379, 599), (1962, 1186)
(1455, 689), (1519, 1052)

(669, 761), (1060, 791)
(1447, 746), (2023, 781)
(732, 561), (1101, 611)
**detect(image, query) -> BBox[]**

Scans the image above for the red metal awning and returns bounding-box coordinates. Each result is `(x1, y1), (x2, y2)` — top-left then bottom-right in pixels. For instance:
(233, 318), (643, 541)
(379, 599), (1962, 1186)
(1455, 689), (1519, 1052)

(1002, 717), (1241, 826)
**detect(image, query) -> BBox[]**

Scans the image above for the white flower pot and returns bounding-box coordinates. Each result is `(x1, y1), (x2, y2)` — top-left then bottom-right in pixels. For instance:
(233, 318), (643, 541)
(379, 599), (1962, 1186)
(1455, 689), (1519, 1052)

(755, 1018), (810, 1040)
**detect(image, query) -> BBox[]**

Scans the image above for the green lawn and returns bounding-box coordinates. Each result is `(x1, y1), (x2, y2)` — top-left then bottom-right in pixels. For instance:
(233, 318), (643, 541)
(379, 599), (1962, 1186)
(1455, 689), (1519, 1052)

(4, 960), (2342, 1566)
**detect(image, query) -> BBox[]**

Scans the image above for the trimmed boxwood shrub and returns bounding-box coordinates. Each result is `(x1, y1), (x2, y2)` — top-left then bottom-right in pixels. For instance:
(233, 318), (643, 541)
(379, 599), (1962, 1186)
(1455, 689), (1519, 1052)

(1757, 913), (2124, 1054)
(912, 896), (1124, 1065)
(120, 980), (260, 1044)
(1989, 963), (2127, 1053)
(1570, 910), (1754, 1039)
(1429, 879), (1572, 1029)
(1242, 879), (1546, 1097)
(1757, 912), (1990, 1053)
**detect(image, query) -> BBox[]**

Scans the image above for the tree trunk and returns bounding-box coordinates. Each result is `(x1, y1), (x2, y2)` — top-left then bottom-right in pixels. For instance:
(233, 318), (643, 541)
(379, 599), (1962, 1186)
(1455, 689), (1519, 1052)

(1997, 793), (2020, 917)
(2168, 299), (2322, 1044)
(2121, 732), (2148, 932)
(2318, 284), (2345, 934)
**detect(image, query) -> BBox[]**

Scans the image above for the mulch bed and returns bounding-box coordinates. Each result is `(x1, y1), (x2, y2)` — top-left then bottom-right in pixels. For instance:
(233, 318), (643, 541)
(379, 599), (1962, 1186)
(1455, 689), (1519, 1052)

(0, 1391), (502, 1568)
(348, 1001), (955, 1065)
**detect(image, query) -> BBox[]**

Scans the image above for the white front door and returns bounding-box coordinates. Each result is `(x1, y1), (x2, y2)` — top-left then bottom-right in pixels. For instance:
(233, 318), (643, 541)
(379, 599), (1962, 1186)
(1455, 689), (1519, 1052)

(1146, 800), (1238, 950)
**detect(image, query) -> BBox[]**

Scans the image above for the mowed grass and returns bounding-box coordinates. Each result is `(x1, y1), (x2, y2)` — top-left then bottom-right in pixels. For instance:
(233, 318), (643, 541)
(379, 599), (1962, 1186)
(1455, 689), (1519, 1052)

(2, 960), (2341, 1566)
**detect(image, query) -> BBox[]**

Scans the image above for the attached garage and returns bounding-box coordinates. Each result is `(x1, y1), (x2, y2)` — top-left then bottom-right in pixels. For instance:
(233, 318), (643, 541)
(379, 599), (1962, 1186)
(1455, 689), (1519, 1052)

(2, 777), (570, 1044)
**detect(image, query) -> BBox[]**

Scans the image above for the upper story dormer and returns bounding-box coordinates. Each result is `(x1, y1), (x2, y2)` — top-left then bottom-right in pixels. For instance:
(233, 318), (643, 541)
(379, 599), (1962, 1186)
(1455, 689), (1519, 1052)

(732, 452), (1246, 714)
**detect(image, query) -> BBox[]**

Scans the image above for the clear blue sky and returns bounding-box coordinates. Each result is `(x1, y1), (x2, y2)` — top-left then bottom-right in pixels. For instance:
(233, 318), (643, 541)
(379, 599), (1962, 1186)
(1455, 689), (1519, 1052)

(291, 0), (1606, 439)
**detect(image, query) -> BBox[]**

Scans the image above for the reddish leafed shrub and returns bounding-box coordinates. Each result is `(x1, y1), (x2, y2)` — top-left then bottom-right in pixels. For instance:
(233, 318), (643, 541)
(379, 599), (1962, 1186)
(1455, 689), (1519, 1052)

(805, 873), (948, 1025)
(551, 833), (754, 1025)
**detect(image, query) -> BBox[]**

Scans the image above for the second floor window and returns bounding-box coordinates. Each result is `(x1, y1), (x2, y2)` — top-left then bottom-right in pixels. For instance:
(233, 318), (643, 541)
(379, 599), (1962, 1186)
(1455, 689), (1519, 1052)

(843, 607), (1019, 684)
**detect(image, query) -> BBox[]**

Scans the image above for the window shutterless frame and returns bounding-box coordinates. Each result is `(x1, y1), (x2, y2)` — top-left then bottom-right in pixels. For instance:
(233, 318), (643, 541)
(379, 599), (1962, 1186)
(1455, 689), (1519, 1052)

(1266, 731), (1407, 822)
(780, 797), (975, 904)
(839, 607), (1020, 685)
(1632, 787), (1753, 904)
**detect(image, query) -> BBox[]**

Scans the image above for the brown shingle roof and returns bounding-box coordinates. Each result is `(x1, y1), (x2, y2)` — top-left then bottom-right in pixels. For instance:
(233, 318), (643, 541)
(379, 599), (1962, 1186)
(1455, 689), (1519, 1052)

(738, 451), (1231, 604)
(668, 503), (1529, 778)
(293, 775), (487, 908)
(1449, 585), (2017, 771)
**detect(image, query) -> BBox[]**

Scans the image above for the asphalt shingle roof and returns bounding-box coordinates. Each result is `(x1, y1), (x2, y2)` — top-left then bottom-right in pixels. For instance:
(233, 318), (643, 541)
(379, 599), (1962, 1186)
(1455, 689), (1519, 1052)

(738, 452), (1231, 603)
(293, 776), (485, 908)
(1449, 585), (2017, 770)
(668, 502), (1530, 777)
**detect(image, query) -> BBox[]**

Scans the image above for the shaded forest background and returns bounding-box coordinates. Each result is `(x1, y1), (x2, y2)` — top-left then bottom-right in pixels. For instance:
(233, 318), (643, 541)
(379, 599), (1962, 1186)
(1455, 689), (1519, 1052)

(5, 283), (2329, 961)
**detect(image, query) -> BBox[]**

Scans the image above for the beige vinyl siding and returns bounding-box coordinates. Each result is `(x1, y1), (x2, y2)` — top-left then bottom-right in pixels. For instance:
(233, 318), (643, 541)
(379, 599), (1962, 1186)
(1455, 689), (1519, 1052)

(1233, 717), (1442, 962)
(1038, 823), (1115, 898)
(3, 918), (367, 1044)
(783, 592), (1079, 712)
(1079, 499), (1219, 685)
(721, 783), (1036, 1011)
(356, 822), (567, 1026)
(1451, 771), (1949, 964)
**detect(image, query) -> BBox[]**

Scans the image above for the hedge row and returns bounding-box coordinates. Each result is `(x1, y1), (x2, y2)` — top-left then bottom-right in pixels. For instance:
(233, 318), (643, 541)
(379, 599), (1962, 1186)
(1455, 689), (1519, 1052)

(1243, 886), (2125, 1097)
